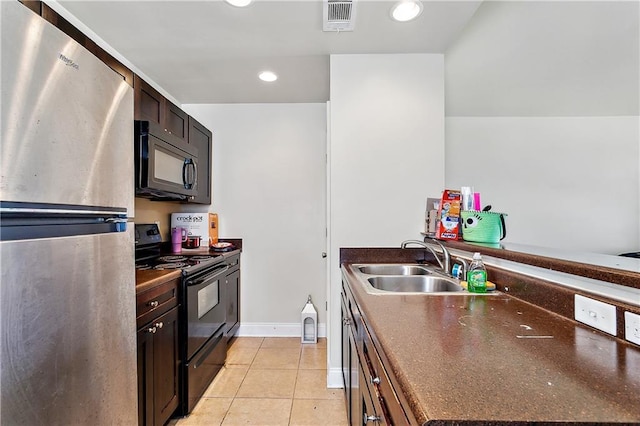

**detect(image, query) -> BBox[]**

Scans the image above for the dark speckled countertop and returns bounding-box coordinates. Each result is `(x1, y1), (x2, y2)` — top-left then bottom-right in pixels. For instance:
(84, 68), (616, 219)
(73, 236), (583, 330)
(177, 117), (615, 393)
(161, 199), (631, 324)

(342, 263), (640, 425)
(135, 269), (182, 294)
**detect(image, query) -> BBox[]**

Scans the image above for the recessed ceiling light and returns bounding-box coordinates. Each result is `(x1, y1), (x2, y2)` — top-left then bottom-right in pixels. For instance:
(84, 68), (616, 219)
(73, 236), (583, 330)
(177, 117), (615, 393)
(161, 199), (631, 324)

(258, 71), (278, 82)
(390, 0), (423, 22)
(225, 0), (252, 7)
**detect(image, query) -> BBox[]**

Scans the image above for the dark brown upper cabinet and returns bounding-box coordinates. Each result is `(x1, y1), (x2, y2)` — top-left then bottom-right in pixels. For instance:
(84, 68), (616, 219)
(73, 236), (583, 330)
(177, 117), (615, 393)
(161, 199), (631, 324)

(187, 116), (212, 205)
(134, 75), (188, 144)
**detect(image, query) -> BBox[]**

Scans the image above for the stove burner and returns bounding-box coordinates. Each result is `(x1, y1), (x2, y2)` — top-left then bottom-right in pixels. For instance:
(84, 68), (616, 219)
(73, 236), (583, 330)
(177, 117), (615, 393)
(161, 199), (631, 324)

(158, 255), (188, 262)
(189, 255), (215, 261)
(154, 262), (188, 270)
(136, 264), (152, 270)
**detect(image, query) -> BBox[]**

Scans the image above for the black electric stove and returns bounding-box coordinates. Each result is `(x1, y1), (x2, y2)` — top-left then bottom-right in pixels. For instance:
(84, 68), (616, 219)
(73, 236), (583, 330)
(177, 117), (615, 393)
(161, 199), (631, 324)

(135, 223), (229, 415)
(135, 223), (224, 276)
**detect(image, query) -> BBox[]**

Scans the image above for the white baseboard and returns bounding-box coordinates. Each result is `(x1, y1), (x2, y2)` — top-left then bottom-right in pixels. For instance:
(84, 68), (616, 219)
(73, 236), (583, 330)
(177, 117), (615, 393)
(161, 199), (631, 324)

(327, 367), (344, 389)
(237, 322), (327, 338)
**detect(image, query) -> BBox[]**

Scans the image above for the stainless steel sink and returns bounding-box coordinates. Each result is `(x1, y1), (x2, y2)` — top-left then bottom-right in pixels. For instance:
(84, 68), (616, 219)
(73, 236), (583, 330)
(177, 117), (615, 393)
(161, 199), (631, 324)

(350, 263), (497, 295)
(367, 276), (464, 293)
(357, 264), (436, 276)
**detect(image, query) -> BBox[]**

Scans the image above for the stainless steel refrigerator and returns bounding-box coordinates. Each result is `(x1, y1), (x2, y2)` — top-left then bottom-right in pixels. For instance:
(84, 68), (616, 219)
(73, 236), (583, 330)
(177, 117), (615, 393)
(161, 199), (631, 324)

(1, 2), (137, 424)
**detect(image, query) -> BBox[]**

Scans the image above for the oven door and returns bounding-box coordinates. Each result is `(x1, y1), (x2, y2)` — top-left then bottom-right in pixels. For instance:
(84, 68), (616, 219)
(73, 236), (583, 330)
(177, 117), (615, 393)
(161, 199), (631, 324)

(185, 263), (228, 360)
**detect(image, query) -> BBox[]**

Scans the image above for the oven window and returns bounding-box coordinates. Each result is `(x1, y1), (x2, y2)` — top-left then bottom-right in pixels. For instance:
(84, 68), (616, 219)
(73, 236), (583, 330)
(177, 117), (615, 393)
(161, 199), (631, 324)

(197, 281), (219, 319)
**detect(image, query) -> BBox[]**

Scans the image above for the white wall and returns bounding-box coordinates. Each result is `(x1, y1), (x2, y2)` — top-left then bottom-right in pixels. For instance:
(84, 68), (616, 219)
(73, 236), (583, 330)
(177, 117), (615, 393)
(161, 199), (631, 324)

(181, 103), (328, 336)
(328, 54), (445, 385)
(445, 1), (640, 254)
(446, 116), (639, 253)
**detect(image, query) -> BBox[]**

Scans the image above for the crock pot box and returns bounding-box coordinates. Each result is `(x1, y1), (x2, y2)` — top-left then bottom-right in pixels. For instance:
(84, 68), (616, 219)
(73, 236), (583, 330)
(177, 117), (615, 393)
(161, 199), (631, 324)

(171, 213), (218, 247)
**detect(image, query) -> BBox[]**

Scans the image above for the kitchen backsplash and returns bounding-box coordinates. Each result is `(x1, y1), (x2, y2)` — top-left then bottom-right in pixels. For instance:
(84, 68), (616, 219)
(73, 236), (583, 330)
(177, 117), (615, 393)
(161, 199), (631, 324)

(133, 198), (178, 241)
(133, 198), (214, 243)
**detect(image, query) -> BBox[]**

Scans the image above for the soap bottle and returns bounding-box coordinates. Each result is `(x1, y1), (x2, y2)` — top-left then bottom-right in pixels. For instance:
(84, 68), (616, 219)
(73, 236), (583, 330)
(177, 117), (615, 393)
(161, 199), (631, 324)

(467, 252), (487, 293)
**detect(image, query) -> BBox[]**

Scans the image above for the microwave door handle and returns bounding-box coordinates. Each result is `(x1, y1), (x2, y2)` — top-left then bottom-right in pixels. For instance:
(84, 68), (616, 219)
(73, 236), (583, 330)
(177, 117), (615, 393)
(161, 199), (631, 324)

(182, 160), (189, 189)
(191, 160), (198, 188)
(182, 158), (196, 189)
(182, 159), (196, 190)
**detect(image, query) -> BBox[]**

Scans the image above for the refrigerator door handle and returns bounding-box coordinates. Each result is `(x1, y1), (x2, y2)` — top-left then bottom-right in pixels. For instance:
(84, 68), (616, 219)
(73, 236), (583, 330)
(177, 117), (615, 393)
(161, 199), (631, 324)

(105, 217), (128, 232)
(0, 206), (126, 217)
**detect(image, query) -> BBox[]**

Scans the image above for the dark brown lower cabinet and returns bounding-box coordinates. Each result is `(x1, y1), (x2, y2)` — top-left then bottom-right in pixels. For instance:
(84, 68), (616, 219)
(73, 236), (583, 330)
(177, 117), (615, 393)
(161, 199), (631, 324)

(137, 306), (180, 426)
(360, 366), (381, 425)
(224, 254), (241, 340)
(137, 278), (181, 426)
(342, 280), (416, 426)
(341, 285), (361, 426)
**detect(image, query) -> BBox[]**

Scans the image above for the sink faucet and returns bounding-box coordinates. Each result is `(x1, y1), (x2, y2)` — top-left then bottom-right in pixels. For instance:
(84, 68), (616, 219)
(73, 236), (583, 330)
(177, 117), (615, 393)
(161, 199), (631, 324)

(400, 239), (451, 275)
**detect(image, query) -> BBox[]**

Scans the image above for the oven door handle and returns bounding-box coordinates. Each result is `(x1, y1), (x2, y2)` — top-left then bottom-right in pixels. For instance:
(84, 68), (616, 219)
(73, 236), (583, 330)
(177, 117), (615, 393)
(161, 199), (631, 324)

(187, 264), (229, 286)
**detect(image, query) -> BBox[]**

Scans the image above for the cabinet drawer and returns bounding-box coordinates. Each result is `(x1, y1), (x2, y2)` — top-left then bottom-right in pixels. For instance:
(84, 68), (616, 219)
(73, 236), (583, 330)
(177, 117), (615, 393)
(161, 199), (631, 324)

(362, 326), (410, 425)
(136, 278), (179, 329)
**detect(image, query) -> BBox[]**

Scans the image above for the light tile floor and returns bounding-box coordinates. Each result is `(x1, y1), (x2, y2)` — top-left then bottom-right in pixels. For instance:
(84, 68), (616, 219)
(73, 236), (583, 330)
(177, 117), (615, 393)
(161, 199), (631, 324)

(172, 337), (348, 426)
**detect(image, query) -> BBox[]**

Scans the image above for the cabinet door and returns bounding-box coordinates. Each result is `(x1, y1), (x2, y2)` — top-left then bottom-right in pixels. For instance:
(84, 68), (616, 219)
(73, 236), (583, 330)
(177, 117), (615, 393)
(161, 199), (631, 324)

(153, 306), (180, 426)
(187, 116), (212, 204)
(134, 75), (163, 125)
(360, 367), (381, 426)
(166, 101), (189, 143)
(225, 269), (240, 337)
(341, 293), (350, 395)
(137, 323), (155, 426)
(349, 323), (361, 426)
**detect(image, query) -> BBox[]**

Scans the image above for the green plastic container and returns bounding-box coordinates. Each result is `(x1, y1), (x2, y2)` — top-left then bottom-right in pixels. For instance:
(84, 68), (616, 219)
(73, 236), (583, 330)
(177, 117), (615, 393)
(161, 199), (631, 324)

(460, 210), (507, 244)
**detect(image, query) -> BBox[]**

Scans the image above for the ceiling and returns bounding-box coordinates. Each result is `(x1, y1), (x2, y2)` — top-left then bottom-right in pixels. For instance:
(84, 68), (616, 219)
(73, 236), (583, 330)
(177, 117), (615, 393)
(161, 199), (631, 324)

(57, 0), (483, 104)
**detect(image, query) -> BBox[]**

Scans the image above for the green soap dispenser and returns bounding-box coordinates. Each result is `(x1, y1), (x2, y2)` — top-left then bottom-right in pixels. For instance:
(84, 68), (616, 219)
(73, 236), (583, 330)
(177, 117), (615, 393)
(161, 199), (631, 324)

(467, 252), (487, 293)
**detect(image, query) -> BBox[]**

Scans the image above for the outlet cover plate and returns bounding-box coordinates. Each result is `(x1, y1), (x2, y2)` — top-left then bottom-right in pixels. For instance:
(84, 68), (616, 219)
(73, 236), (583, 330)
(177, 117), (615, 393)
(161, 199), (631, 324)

(574, 295), (616, 336)
(624, 311), (640, 345)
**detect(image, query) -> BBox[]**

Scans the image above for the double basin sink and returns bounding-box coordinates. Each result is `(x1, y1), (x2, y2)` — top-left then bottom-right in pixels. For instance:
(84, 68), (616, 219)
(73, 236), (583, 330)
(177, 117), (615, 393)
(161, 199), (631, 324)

(354, 264), (478, 295)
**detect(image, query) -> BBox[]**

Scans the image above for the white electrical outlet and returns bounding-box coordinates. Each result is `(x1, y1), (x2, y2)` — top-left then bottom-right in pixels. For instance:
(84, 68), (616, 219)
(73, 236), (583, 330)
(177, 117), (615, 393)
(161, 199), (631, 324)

(574, 295), (617, 336)
(624, 311), (640, 345)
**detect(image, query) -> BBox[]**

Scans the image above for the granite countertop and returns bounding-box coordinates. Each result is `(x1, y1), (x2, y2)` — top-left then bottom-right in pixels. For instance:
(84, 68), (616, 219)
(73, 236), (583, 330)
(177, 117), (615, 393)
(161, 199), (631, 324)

(342, 263), (640, 425)
(443, 240), (639, 290)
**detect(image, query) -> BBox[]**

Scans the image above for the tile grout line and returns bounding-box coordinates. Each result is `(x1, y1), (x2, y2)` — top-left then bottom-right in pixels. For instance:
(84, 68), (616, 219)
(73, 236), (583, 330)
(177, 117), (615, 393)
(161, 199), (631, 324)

(287, 344), (305, 425)
(181, 338), (339, 425)
(219, 337), (262, 425)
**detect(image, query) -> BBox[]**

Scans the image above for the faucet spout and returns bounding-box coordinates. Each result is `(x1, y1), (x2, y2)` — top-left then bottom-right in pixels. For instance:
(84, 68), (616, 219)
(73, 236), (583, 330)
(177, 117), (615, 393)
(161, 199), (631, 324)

(400, 239), (451, 274)
(423, 237), (451, 275)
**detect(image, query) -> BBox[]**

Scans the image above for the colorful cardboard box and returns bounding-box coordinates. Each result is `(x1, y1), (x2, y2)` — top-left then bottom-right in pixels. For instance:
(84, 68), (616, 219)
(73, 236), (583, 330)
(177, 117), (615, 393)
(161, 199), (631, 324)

(435, 190), (461, 240)
(170, 213), (218, 248)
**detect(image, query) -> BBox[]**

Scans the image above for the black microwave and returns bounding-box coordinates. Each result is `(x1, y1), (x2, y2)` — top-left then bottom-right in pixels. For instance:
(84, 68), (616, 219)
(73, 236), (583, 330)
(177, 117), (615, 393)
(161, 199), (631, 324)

(135, 120), (198, 201)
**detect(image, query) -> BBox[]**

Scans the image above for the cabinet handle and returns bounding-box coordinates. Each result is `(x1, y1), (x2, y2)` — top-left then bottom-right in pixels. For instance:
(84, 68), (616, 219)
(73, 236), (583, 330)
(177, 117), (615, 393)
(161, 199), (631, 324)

(155, 321), (164, 329)
(364, 413), (380, 423)
(148, 300), (159, 308)
(371, 376), (381, 385)
(147, 326), (157, 334)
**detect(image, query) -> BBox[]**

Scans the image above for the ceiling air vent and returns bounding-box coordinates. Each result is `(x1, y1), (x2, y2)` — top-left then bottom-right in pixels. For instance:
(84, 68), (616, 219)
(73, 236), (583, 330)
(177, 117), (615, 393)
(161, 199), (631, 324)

(323, 0), (356, 32)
